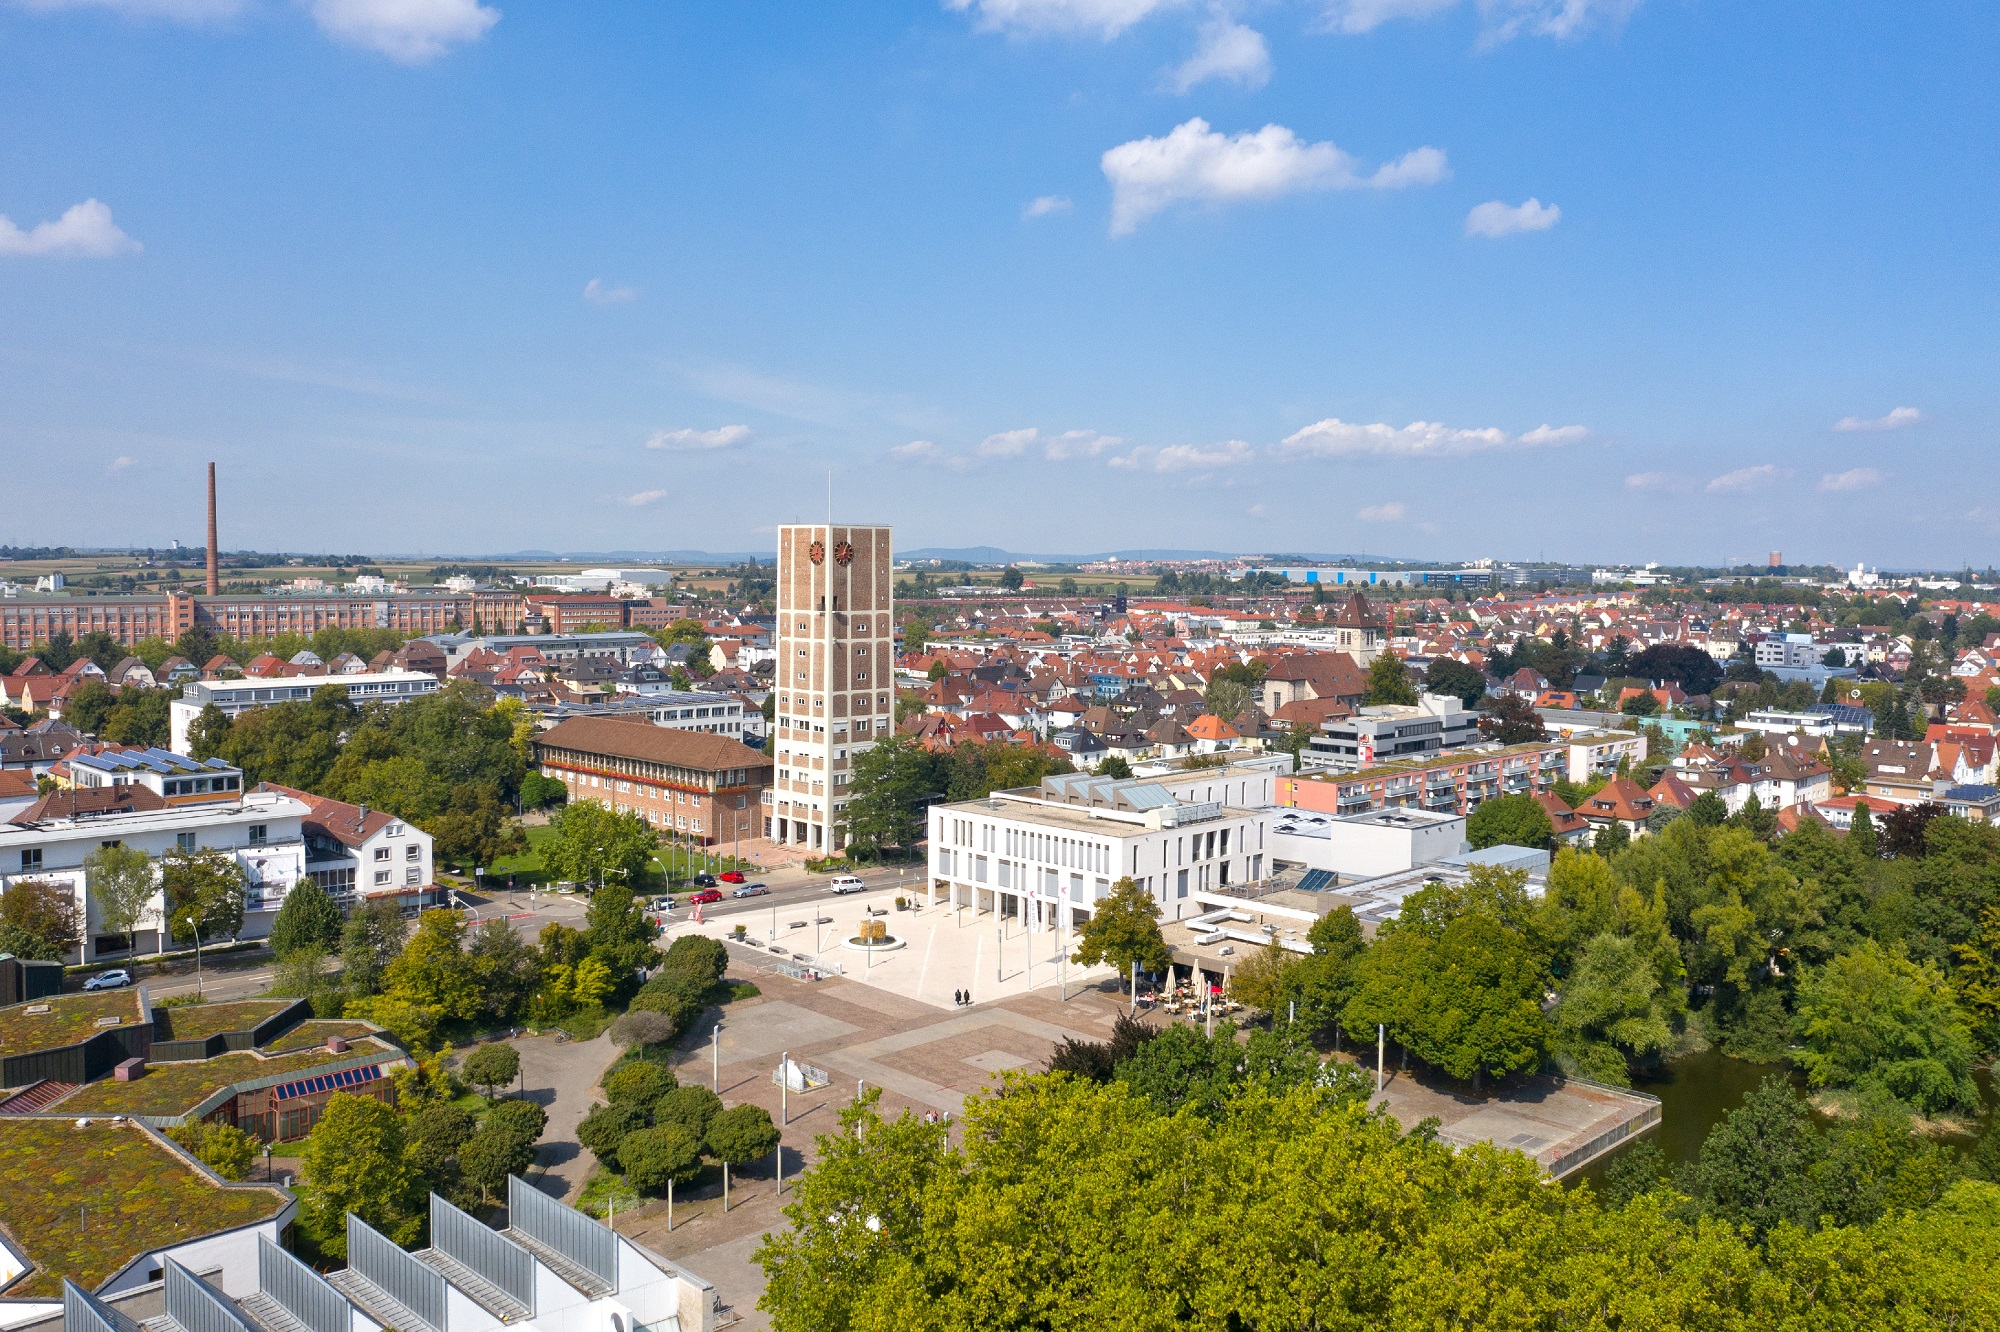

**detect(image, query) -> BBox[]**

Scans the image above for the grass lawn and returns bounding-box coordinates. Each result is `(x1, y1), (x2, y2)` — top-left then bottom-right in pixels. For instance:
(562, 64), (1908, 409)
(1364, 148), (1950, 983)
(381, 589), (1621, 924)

(0, 989), (148, 1062)
(0, 1118), (288, 1297)
(157, 1000), (294, 1044)
(64, 1039), (400, 1118)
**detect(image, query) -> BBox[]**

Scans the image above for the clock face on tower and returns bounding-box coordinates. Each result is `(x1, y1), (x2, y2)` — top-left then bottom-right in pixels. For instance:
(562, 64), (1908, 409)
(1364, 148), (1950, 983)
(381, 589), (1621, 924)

(808, 540), (825, 565)
(833, 540), (854, 566)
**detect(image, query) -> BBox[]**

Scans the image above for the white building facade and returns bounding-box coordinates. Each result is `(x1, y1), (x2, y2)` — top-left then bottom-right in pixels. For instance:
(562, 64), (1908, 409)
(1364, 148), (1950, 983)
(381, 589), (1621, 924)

(926, 764), (1280, 932)
(0, 790), (311, 960)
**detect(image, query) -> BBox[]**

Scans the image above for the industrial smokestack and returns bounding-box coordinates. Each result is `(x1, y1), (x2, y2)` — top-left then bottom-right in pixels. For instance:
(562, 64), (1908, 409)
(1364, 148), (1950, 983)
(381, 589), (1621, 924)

(206, 462), (219, 596)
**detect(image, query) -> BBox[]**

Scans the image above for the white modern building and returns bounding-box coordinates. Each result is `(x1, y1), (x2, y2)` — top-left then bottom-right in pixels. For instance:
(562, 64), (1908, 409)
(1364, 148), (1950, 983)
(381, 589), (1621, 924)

(68, 749), (245, 806)
(1268, 806), (1468, 878)
(0, 789), (311, 960)
(1302, 693), (1481, 772)
(1564, 729), (1648, 782)
(258, 784), (436, 908)
(539, 693), (749, 740)
(926, 762), (1282, 931)
(170, 671), (442, 753)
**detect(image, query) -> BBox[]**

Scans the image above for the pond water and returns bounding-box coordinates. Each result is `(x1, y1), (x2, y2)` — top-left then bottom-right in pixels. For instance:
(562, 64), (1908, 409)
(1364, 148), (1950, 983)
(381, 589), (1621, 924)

(1572, 1050), (1997, 1192)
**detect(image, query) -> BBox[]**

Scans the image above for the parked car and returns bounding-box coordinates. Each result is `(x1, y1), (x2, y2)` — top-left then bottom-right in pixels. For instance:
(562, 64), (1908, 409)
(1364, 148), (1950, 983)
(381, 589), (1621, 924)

(688, 888), (726, 905)
(828, 874), (866, 895)
(82, 969), (132, 991)
(719, 870), (747, 884)
(731, 883), (769, 898)
(691, 873), (719, 888)
(648, 896), (677, 911)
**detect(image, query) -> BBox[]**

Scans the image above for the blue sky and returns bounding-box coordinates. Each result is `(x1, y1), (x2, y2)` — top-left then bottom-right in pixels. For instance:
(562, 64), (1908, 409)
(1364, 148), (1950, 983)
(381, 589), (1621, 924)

(3, 1), (1995, 567)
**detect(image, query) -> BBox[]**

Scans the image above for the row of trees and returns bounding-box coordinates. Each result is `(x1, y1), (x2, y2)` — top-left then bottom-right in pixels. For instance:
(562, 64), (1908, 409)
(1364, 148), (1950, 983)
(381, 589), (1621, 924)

(842, 735), (1075, 857)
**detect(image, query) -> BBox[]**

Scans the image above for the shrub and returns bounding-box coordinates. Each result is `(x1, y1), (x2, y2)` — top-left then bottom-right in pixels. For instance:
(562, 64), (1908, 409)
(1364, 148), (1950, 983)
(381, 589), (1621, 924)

(652, 1085), (722, 1140)
(602, 1060), (676, 1110)
(483, 1096), (548, 1142)
(577, 1102), (650, 1169)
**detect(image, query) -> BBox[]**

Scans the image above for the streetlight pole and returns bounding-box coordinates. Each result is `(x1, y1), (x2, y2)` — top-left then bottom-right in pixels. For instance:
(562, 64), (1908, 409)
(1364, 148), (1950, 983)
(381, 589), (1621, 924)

(712, 1020), (721, 1092)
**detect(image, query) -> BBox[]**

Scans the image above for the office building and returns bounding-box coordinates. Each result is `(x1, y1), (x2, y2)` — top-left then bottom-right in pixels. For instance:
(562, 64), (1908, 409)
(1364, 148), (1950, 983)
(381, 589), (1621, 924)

(926, 761), (1282, 930)
(0, 590), (530, 654)
(66, 749), (245, 806)
(169, 670), (442, 753)
(769, 524), (894, 852)
(533, 716), (771, 850)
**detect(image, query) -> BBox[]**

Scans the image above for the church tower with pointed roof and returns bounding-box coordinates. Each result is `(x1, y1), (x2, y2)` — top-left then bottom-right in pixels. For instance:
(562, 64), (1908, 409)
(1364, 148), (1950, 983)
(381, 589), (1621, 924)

(1331, 592), (1386, 665)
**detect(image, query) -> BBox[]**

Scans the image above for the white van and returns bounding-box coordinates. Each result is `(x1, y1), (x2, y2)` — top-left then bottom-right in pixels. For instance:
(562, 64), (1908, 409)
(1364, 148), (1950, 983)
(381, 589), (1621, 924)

(828, 874), (866, 895)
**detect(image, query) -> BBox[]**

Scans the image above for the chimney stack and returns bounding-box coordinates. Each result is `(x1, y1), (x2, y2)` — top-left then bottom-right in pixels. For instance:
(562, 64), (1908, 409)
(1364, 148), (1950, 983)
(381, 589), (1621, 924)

(206, 462), (219, 596)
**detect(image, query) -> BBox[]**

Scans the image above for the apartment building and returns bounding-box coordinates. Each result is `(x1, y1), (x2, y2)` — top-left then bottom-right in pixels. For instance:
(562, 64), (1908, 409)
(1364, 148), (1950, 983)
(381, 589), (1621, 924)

(927, 763), (1281, 931)
(534, 715), (771, 849)
(535, 692), (749, 739)
(1302, 693), (1480, 772)
(769, 524), (894, 852)
(1281, 742), (1567, 818)
(169, 670), (442, 752)
(258, 783), (437, 907)
(0, 789), (311, 960)
(67, 748), (245, 806)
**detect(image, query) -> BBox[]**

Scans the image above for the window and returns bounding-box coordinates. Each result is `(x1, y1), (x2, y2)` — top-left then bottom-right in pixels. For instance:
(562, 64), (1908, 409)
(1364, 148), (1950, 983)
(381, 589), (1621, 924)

(406, 844), (420, 861)
(374, 847), (391, 862)
(374, 870), (391, 885)
(405, 867), (421, 885)
(175, 832), (197, 853)
(386, 822), (403, 836)
(248, 824), (267, 846)
(18, 849), (41, 871)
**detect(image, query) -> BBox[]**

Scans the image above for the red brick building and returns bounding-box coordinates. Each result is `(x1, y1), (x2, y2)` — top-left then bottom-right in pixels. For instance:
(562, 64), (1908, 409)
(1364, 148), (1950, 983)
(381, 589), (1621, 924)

(533, 716), (772, 848)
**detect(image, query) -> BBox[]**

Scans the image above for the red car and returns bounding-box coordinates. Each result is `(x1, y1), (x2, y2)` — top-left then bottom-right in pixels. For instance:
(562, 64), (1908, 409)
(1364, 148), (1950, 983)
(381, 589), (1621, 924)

(688, 888), (725, 905)
(719, 870), (747, 884)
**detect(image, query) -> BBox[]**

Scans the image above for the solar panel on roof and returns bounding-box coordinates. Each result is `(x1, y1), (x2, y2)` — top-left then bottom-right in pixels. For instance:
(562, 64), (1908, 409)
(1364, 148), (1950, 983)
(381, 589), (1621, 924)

(1297, 870), (1337, 893)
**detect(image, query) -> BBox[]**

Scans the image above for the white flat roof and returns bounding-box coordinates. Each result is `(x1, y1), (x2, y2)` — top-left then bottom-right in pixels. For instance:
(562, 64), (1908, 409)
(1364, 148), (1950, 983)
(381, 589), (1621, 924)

(0, 791), (311, 843)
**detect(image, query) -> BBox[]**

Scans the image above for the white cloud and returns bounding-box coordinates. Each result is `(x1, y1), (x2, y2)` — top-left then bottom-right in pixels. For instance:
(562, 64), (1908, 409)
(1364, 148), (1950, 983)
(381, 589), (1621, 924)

(1248, 502), (1266, 517)
(1041, 429), (1121, 459)
(108, 456), (136, 473)
(1023, 195), (1073, 219)
(1111, 439), (1256, 472)
(1624, 471), (1678, 490)
(1320, 0), (1457, 34)
(645, 424), (752, 452)
(1465, 197), (1561, 237)
(1101, 118), (1447, 235)
(1166, 18), (1270, 92)
(15, 0), (243, 15)
(1819, 467), (1888, 493)
(1358, 501), (1407, 521)
(1479, 0), (1642, 42)
(623, 489), (669, 507)
(1705, 463), (1781, 494)
(0, 199), (140, 258)
(943, 0), (1187, 39)
(1833, 406), (1923, 433)
(1273, 417), (1584, 460)
(583, 278), (637, 305)
(308, 0), (500, 63)
(978, 427), (1040, 458)
(891, 439), (943, 461)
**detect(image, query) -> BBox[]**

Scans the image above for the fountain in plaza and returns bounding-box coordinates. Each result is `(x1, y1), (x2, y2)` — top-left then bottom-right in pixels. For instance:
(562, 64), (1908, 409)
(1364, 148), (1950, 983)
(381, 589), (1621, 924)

(841, 917), (907, 953)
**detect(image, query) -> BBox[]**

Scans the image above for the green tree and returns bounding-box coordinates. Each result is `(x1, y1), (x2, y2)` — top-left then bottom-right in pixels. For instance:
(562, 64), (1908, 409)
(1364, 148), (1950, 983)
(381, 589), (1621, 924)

(540, 800), (657, 886)
(1364, 653), (1418, 706)
(166, 1120), (257, 1180)
(603, 1059), (677, 1111)
(466, 918), (541, 1021)
(1465, 793), (1554, 851)
(620, 1122), (705, 1197)
(578, 1101), (651, 1170)
(585, 883), (662, 984)
(653, 1085), (724, 1141)
(1203, 676), (1253, 725)
(1551, 931), (1678, 1084)
(84, 843), (156, 955)
(402, 1102), (476, 1198)
(162, 848), (245, 973)
(425, 784), (524, 870)
(1686, 788), (1729, 826)
(707, 1103), (781, 1202)
(1069, 877), (1170, 981)
(0, 878), (81, 960)
(842, 735), (942, 854)
(297, 1093), (424, 1257)
(1794, 940), (1979, 1114)
(340, 899), (407, 998)
(1424, 657), (1487, 707)
(461, 1042), (521, 1099)
(1476, 692), (1548, 744)
(1094, 755), (1133, 779)
(458, 1120), (539, 1203)
(269, 879), (343, 959)
(1851, 801), (1880, 858)
(1682, 1076), (1827, 1241)
(1226, 941), (1299, 1016)
(376, 909), (478, 1033)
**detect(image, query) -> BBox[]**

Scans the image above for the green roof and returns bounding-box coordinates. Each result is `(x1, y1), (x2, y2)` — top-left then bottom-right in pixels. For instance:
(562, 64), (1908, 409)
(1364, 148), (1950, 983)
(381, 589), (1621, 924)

(0, 1118), (288, 1298)
(64, 1038), (399, 1119)
(262, 1020), (376, 1054)
(0, 991), (148, 1063)
(156, 1000), (295, 1045)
